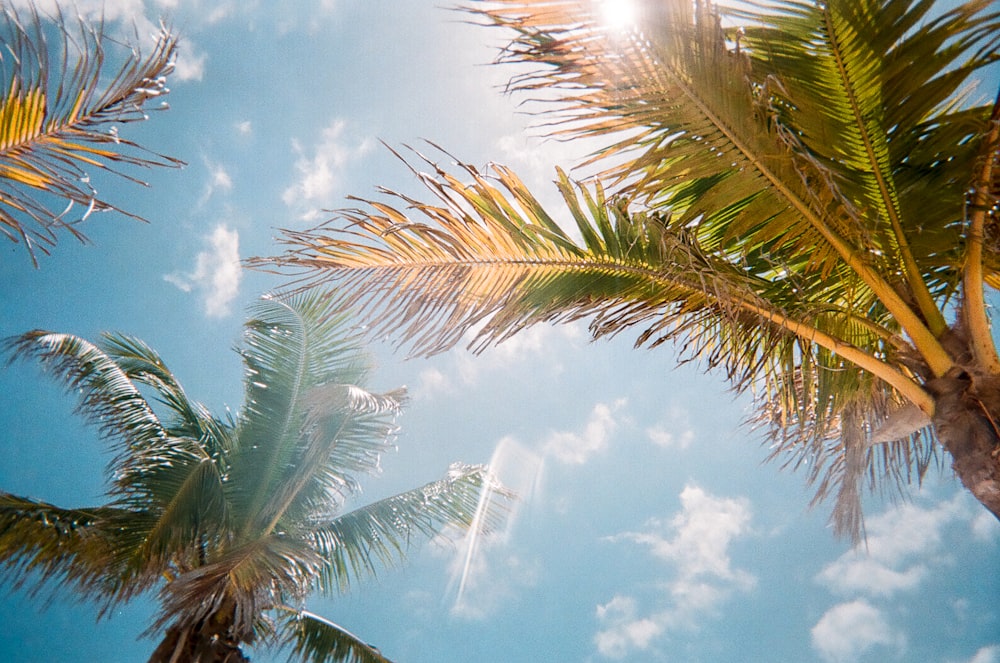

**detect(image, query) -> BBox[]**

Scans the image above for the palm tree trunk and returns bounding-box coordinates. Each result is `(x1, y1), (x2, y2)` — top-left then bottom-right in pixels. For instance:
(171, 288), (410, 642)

(148, 620), (249, 663)
(927, 368), (1000, 521)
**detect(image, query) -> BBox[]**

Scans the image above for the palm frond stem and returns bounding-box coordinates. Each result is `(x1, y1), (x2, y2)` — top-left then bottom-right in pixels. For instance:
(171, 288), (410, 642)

(739, 295), (933, 415)
(962, 86), (1000, 374)
(818, 5), (947, 338)
(239, 297), (310, 540)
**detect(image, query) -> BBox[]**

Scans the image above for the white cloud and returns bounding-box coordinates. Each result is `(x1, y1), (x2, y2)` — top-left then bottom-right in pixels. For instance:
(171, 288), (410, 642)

(646, 404), (695, 450)
(967, 645), (1000, 663)
(971, 509), (1000, 542)
(542, 398), (627, 465)
(811, 493), (993, 663)
(235, 120), (253, 136)
(414, 323), (583, 399)
(595, 485), (754, 659)
(164, 224), (242, 318)
(810, 600), (904, 663)
(9, 0), (203, 84)
(172, 46), (207, 82)
(198, 159), (233, 206)
(594, 596), (664, 659)
(282, 119), (374, 219)
(815, 493), (966, 598)
(454, 322), (582, 386)
(415, 367), (451, 397)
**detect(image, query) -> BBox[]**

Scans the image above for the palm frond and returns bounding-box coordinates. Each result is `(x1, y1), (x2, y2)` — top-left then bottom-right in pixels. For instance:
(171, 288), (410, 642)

(157, 535), (323, 642)
(257, 382), (407, 538)
(254, 146), (945, 539)
(257, 151), (924, 398)
(4, 331), (172, 487)
(228, 293), (395, 537)
(279, 608), (393, 663)
(0, 492), (121, 599)
(466, 0), (1000, 376)
(0, 3), (183, 263)
(308, 464), (512, 594)
(99, 332), (232, 453)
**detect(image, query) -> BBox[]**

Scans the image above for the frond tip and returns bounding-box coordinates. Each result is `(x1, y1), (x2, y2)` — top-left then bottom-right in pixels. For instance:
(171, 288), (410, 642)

(0, 3), (184, 264)
(280, 608), (394, 663)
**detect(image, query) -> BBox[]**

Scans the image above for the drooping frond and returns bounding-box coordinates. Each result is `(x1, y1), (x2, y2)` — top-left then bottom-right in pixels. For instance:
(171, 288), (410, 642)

(0, 3), (183, 263)
(156, 536), (325, 642)
(257, 151), (925, 399)
(0, 493), (122, 600)
(99, 332), (232, 454)
(279, 608), (393, 663)
(4, 330), (235, 594)
(253, 145), (942, 539)
(4, 331), (170, 485)
(309, 463), (512, 594)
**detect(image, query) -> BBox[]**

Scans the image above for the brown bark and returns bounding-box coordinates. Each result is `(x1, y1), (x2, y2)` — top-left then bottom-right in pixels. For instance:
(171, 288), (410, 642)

(147, 611), (250, 663)
(926, 368), (1000, 521)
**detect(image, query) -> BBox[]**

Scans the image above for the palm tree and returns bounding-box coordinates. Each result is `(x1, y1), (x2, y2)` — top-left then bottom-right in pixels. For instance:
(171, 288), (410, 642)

(0, 292), (510, 662)
(253, 0), (1000, 540)
(0, 2), (183, 264)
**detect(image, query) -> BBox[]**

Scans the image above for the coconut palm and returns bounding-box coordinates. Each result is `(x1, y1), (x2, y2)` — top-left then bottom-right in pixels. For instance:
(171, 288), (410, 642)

(0, 292), (510, 662)
(0, 2), (183, 264)
(253, 0), (1000, 540)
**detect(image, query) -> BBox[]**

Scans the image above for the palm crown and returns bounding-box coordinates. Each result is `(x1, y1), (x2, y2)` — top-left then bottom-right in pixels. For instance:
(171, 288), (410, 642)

(254, 0), (1000, 539)
(0, 292), (510, 663)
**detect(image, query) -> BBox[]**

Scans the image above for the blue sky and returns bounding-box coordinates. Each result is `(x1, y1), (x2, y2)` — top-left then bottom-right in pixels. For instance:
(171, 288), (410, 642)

(0, 1), (998, 662)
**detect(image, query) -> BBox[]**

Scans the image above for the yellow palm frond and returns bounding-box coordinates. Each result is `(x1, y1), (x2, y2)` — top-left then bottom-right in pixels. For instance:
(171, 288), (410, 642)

(0, 3), (183, 264)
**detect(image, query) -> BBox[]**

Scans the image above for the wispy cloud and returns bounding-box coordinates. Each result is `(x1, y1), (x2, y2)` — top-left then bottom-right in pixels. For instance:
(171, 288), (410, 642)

(810, 600), (905, 663)
(164, 224), (242, 318)
(198, 158), (233, 207)
(282, 119), (373, 219)
(595, 484), (755, 659)
(542, 398), (627, 465)
(15, 0), (209, 82)
(413, 323), (583, 400)
(645, 404), (695, 450)
(172, 46), (206, 82)
(815, 493), (965, 598)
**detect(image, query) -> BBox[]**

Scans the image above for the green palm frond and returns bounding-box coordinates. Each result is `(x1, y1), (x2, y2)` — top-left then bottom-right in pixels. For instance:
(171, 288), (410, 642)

(0, 493), (122, 599)
(0, 3), (183, 263)
(4, 331), (170, 478)
(279, 608), (393, 663)
(309, 463), (513, 594)
(228, 293), (402, 537)
(3, 330), (235, 592)
(260, 382), (407, 537)
(467, 0), (1000, 376)
(99, 333), (232, 452)
(257, 151), (924, 399)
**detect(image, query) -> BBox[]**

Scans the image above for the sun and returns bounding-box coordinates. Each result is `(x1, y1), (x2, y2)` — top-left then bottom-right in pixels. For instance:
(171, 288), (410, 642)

(598, 0), (640, 31)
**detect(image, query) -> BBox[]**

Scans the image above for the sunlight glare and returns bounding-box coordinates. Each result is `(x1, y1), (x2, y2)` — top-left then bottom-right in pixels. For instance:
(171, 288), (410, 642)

(598, 0), (639, 31)
(448, 437), (544, 613)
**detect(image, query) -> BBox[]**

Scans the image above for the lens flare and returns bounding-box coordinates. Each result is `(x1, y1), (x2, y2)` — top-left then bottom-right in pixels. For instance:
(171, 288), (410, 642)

(599, 0), (639, 31)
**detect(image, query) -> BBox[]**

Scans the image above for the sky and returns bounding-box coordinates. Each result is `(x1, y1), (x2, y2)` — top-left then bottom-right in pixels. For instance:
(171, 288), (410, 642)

(0, 1), (998, 662)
